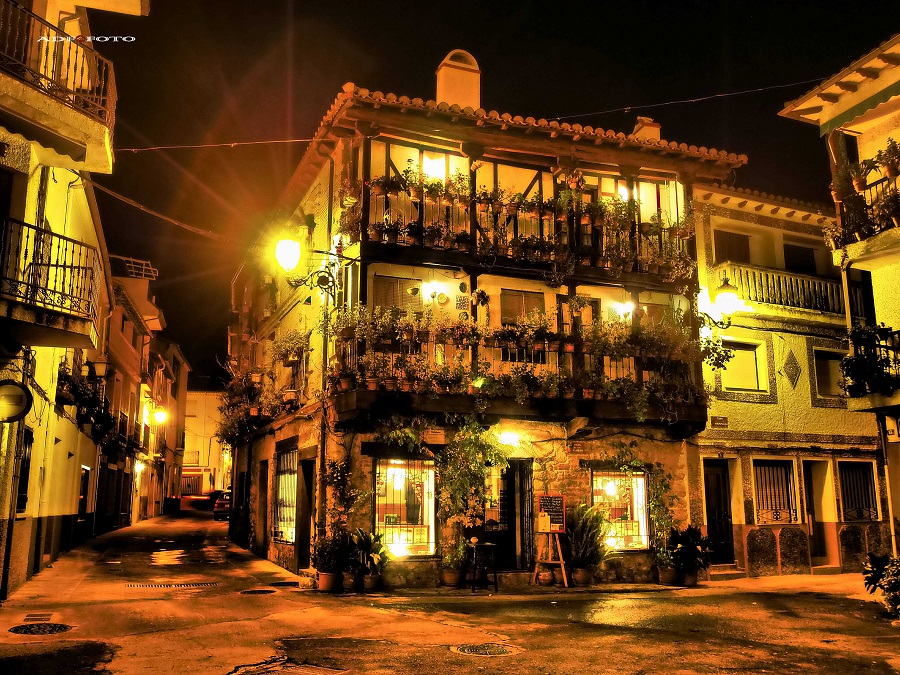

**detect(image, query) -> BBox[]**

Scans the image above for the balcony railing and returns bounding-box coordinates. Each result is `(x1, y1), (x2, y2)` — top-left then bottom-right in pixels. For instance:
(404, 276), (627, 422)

(0, 0), (116, 125)
(116, 410), (128, 440)
(0, 217), (100, 322)
(843, 325), (900, 398)
(359, 192), (694, 283)
(836, 174), (900, 246)
(712, 261), (863, 316)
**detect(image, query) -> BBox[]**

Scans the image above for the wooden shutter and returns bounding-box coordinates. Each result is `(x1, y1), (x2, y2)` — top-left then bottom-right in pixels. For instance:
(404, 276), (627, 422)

(372, 276), (422, 312)
(714, 230), (751, 264)
(500, 290), (545, 325)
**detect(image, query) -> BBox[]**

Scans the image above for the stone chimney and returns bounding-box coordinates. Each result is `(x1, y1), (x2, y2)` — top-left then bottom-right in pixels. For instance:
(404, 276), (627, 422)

(436, 50), (480, 109)
(633, 116), (661, 141)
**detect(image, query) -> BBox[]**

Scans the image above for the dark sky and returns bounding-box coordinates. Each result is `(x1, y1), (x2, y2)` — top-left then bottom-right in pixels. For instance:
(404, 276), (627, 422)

(86, 1), (900, 385)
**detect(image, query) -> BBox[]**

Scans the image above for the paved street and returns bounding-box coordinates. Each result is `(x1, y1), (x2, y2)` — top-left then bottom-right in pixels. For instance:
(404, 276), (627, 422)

(0, 511), (898, 674)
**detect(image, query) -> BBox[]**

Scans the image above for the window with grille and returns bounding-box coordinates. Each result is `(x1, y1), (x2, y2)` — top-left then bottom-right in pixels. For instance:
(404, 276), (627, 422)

(721, 341), (765, 392)
(274, 449), (298, 543)
(839, 461), (878, 522)
(714, 230), (751, 264)
(372, 276), (423, 313)
(375, 459), (435, 557)
(814, 350), (846, 398)
(590, 470), (649, 550)
(753, 460), (797, 524)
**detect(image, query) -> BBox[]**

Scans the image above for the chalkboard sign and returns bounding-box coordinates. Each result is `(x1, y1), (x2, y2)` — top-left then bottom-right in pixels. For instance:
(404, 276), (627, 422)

(536, 494), (566, 533)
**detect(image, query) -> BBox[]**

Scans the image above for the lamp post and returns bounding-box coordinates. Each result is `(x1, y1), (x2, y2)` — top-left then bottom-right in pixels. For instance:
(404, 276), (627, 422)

(274, 238), (355, 545)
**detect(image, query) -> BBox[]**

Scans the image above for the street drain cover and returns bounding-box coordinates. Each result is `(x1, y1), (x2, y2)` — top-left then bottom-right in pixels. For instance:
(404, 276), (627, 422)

(126, 582), (219, 588)
(451, 643), (522, 657)
(9, 623), (73, 635)
(241, 589), (277, 595)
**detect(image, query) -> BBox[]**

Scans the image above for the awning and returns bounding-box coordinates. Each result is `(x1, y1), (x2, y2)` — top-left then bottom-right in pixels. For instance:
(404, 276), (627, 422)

(821, 79), (900, 136)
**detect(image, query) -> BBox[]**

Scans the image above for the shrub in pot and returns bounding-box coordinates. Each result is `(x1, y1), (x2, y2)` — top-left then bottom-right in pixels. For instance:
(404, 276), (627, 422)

(314, 535), (348, 592)
(441, 538), (467, 587)
(352, 528), (388, 591)
(668, 525), (710, 586)
(564, 503), (614, 586)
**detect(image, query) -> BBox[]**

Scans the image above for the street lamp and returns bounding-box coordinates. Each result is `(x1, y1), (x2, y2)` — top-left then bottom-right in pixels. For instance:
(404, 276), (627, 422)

(700, 277), (753, 329)
(152, 408), (167, 425)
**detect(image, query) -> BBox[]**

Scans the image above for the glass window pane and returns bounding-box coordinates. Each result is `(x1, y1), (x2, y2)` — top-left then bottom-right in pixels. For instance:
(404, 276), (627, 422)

(721, 342), (763, 391)
(375, 459), (435, 557)
(753, 460), (797, 524)
(814, 350), (845, 397)
(839, 461), (878, 521)
(591, 470), (649, 550)
(275, 450), (297, 543)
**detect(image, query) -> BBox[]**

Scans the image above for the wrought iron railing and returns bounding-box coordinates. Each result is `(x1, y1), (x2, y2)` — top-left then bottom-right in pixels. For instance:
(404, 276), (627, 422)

(0, 217), (100, 323)
(712, 261), (863, 316)
(0, 0), (116, 125)
(117, 410), (128, 440)
(837, 174), (900, 245)
(843, 325), (900, 397)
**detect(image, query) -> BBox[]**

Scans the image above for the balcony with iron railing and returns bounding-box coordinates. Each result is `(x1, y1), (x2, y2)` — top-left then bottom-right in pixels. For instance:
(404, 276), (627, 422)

(350, 191), (694, 289)
(711, 260), (863, 318)
(328, 316), (708, 437)
(0, 0), (117, 170)
(834, 175), (900, 252)
(0, 216), (100, 348)
(842, 324), (900, 412)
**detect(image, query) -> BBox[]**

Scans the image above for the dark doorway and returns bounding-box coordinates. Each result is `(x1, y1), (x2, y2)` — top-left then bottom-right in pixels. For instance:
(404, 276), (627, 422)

(803, 461), (828, 561)
(483, 459), (533, 570)
(296, 458), (315, 568)
(703, 459), (734, 565)
(257, 461), (269, 553)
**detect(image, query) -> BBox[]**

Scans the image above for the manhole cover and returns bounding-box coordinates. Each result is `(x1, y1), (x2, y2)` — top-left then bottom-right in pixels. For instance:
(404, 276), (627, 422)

(9, 623), (73, 635)
(451, 643), (522, 657)
(240, 589), (277, 595)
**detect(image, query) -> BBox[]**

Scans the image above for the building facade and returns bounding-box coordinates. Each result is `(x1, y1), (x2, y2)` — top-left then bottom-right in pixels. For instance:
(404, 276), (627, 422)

(183, 390), (229, 495)
(781, 32), (900, 557)
(226, 50), (895, 587)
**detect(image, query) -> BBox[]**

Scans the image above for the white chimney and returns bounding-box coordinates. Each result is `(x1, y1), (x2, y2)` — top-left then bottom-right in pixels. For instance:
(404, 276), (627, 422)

(633, 116), (661, 141)
(436, 50), (480, 109)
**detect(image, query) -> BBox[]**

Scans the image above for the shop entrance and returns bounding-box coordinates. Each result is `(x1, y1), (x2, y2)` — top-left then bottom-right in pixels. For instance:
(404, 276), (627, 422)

(483, 459), (533, 570)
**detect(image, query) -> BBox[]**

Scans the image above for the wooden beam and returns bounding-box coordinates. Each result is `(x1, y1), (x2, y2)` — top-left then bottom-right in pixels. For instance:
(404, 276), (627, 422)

(793, 105), (824, 116)
(880, 53), (900, 66)
(770, 207), (780, 215)
(819, 92), (841, 103)
(857, 67), (880, 80)
(836, 81), (859, 93)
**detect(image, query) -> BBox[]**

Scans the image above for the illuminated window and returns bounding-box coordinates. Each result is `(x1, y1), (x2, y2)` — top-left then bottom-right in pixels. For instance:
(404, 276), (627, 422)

(753, 459), (797, 524)
(274, 449), (297, 543)
(838, 461), (878, 522)
(590, 470), (649, 550)
(375, 459), (435, 557)
(721, 341), (766, 392)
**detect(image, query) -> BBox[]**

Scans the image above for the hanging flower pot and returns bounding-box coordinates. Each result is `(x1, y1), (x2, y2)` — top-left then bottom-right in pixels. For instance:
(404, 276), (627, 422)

(477, 200), (490, 213)
(371, 184), (385, 197)
(409, 186), (424, 202)
(505, 203), (518, 216)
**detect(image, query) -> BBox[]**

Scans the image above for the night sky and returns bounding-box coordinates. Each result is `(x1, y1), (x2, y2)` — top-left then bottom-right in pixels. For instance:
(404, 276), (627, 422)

(86, 1), (900, 385)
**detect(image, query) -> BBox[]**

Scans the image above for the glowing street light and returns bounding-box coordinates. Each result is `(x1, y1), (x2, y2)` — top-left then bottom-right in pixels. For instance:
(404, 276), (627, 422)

(152, 408), (167, 424)
(275, 238), (302, 273)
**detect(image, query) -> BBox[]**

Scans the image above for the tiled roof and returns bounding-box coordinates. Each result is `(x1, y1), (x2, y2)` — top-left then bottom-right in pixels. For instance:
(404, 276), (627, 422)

(314, 82), (747, 166)
(697, 183), (834, 220)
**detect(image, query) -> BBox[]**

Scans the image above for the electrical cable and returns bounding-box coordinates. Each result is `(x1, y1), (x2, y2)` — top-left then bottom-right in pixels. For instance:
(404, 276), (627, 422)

(116, 138), (317, 153)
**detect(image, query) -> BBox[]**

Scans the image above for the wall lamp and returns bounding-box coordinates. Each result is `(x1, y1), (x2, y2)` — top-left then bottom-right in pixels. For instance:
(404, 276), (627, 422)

(700, 277), (753, 330)
(274, 238), (360, 294)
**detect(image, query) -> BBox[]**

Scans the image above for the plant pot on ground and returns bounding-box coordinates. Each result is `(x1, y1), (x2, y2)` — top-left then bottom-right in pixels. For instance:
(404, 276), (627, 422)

(314, 535), (348, 592)
(564, 503), (614, 586)
(668, 524), (710, 587)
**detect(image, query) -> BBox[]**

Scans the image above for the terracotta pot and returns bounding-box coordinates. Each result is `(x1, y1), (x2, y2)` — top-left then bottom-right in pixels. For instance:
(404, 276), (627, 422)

(657, 567), (678, 585)
(317, 572), (341, 592)
(343, 571), (358, 592)
(681, 571), (698, 587)
(339, 378), (353, 392)
(537, 570), (555, 586)
(571, 568), (593, 586)
(410, 187), (424, 201)
(371, 184), (385, 196)
(370, 230), (384, 242)
(886, 164), (899, 179)
(366, 378), (379, 391)
(441, 568), (462, 587)
(363, 574), (381, 591)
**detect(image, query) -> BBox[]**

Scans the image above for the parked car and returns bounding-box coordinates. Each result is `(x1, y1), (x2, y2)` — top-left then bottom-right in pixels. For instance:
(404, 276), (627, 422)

(213, 491), (231, 521)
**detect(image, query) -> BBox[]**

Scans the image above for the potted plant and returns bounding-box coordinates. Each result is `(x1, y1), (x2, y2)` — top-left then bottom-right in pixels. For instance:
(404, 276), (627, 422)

(654, 547), (677, 585)
(369, 219), (385, 242)
(668, 525), (710, 587)
(401, 160), (425, 201)
(352, 528), (388, 591)
(441, 538), (467, 587)
(849, 159), (879, 192)
(874, 188), (900, 230)
(273, 329), (310, 365)
(314, 535), (347, 592)
(383, 217), (402, 244)
(564, 503), (612, 586)
(876, 137), (900, 178)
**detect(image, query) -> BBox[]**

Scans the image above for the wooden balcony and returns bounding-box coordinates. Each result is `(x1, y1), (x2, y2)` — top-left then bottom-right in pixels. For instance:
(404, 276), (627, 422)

(0, 217), (100, 349)
(711, 261), (862, 318)
(0, 0), (116, 171)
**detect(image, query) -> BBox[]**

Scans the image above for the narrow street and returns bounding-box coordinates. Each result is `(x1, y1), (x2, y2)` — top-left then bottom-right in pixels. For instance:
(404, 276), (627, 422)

(0, 510), (897, 674)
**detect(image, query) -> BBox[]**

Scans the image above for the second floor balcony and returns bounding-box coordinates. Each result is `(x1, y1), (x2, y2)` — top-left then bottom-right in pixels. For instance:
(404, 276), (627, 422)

(832, 175), (900, 266)
(842, 324), (900, 412)
(711, 260), (863, 319)
(0, 0), (116, 172)
(0, 217), (100, 348)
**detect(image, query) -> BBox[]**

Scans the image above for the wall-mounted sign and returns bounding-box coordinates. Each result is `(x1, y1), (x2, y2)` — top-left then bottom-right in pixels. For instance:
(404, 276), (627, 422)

(710, 416), (729, 429)
(0, 380), (33, 423)
(536, 494), (566, 533)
